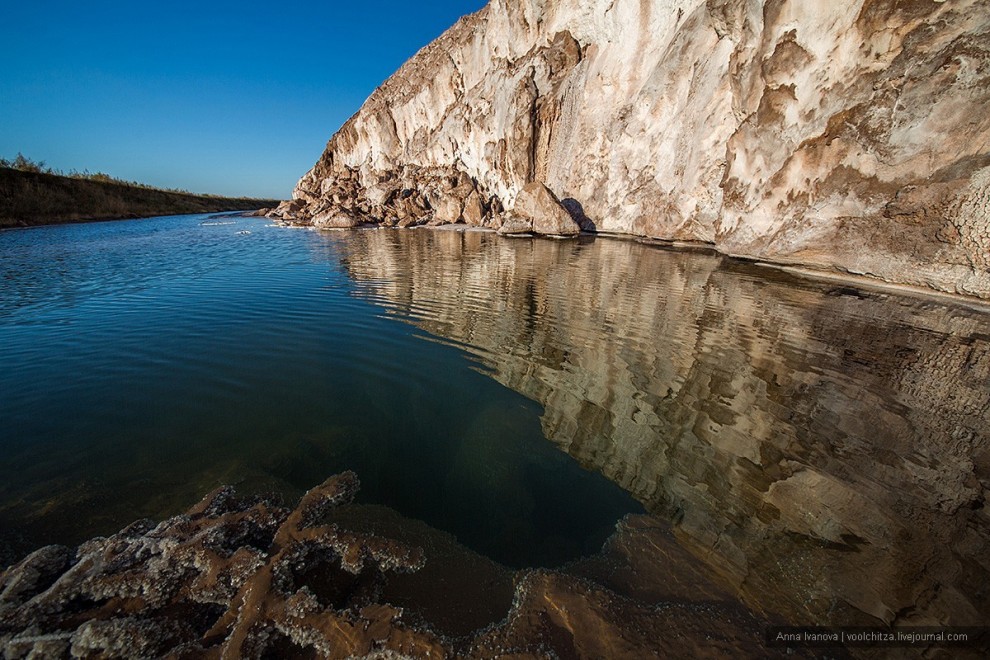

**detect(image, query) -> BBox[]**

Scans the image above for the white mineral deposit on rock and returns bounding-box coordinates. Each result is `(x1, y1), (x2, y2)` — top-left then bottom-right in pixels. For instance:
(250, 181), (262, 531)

(271, 0), (990, 299)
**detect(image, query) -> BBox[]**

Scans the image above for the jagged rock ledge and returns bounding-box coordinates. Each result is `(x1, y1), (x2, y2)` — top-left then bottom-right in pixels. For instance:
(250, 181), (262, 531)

(1, 472), (784, 659)
(272, 167), (586, 239)
(271, 0), (990, 300)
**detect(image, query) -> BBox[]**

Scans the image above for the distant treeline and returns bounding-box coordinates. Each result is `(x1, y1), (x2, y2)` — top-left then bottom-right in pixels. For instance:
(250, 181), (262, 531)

(0, 154), (282, 228)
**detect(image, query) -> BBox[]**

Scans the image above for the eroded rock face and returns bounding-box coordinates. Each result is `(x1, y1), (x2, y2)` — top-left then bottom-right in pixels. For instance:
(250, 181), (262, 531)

(272, 0), (990, 299)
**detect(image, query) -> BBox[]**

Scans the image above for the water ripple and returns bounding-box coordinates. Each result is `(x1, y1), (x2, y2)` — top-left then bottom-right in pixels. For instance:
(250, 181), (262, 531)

(0, 215), (641, 570)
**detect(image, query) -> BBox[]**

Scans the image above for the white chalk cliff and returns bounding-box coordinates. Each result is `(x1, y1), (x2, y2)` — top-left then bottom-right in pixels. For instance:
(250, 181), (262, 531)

(274, 0), (990, 299)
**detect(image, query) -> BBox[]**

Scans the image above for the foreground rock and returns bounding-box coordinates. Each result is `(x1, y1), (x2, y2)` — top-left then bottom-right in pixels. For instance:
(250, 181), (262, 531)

(270, 0), (990, 299)
(1, 472), (786, 658)
(0, 473), (444, 658)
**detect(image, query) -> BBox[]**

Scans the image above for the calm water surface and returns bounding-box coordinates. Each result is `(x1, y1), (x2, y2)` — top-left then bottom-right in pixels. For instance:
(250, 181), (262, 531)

(0, 214), (638, 568)
(1, 214), (989, 630)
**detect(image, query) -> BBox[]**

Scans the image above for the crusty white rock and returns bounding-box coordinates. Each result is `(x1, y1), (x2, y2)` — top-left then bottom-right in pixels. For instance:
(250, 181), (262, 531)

(274, 0), (990, 299)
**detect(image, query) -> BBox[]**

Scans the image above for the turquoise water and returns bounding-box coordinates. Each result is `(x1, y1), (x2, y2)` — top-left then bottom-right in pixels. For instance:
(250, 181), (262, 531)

(0, 214), (640, 567)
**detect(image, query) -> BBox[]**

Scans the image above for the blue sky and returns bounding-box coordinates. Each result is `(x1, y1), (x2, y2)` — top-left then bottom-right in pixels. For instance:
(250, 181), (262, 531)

(0, 0), (487, 199)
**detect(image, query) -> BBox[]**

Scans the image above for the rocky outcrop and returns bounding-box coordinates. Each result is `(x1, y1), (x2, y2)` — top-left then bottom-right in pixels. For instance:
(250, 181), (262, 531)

(272, 0), (990, 298)
(0, 473), (783, 658)
(0, 473), (446, 658)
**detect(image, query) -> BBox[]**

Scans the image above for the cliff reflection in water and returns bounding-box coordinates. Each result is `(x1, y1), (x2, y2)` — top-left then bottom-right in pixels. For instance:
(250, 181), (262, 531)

(325, 228), (990, 629)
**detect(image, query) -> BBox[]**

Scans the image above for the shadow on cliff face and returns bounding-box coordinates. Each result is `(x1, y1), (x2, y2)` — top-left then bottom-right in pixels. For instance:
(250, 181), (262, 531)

(323, 228), (990, 632)
(561, 197), (596, 232)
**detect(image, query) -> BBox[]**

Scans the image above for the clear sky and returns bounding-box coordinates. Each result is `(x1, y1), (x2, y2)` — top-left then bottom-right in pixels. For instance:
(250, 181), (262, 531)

(0, 0), (487, 199)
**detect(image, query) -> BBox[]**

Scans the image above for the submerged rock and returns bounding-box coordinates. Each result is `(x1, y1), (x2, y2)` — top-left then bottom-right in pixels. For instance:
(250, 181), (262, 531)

(0, 471), (792, 658)
(0, 473), (444, 659)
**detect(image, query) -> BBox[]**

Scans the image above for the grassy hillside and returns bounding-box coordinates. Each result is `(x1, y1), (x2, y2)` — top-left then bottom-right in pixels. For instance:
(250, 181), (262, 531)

(0, 167), (281, 228)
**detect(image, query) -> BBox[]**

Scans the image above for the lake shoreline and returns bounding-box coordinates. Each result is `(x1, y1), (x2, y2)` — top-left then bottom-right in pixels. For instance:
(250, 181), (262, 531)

(0, 167), (278, 229)
(282, 220), (990, 312)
